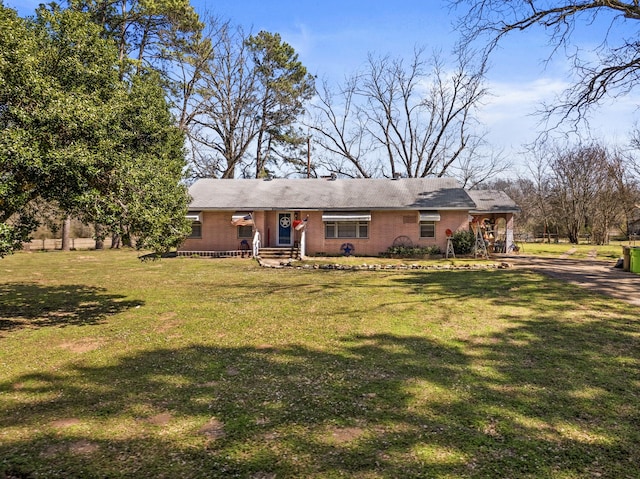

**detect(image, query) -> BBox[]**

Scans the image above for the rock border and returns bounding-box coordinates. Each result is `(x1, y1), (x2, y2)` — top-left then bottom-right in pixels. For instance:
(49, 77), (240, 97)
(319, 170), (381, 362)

(257, 257), (512, 271)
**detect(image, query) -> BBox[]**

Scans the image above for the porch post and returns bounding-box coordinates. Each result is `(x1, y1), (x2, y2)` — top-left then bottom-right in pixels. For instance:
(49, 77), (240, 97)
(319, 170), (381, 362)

(506, 214), (515, 254)
(252, 230), (261, 257)
(300, 228), (306, 259)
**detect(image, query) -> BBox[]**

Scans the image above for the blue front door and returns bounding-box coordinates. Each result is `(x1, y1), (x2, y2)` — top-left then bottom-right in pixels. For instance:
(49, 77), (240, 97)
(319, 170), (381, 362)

(277, 212), (292, 246)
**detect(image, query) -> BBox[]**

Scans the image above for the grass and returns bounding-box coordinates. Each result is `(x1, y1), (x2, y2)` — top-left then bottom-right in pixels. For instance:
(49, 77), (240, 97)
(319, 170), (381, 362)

(1, 250), (639, 478)
(516, 241), (632, 260)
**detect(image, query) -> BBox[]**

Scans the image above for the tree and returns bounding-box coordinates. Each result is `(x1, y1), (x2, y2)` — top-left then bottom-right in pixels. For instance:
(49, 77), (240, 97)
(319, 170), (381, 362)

(173, 23), (315, 179)
(94, 72), (192, 253)
(309, 48), (507, 181)
(545, 143), (626, 244)
(1, 5), (123, 256)
(159, 13), (226, 176)
(186, 23), (259, 178)
(608, 149), (640, 237)
(451, 0), (640, 127)
(69, 0), (202, 75)
(0, 4), (190, 256)
(522, 152), (560, 243)
(245, 31), (315, 178)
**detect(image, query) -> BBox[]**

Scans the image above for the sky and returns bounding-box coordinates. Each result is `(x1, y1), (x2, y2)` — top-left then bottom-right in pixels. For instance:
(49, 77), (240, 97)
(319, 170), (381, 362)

(9, 0), (640, 175)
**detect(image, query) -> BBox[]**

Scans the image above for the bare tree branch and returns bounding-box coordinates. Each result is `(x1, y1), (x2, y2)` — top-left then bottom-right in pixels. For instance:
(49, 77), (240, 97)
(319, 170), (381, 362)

(451, 0), (640, 127)
(309, 47), (501, 181)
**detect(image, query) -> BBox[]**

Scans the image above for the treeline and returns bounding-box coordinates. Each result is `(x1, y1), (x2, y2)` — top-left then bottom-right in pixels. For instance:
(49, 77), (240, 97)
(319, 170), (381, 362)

(483, 143), (640, 244)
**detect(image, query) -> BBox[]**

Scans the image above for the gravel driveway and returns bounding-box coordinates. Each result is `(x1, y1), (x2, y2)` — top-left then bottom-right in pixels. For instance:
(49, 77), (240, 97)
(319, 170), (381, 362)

(507, 255), (640, 307)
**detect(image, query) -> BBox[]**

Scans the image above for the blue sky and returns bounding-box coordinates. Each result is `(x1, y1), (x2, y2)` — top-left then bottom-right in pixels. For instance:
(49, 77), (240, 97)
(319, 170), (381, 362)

(9, 0), (640, 173)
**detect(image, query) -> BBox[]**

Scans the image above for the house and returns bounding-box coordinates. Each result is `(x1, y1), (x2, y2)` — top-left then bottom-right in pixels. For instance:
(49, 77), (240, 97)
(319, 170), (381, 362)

(179, 177), (519, 258)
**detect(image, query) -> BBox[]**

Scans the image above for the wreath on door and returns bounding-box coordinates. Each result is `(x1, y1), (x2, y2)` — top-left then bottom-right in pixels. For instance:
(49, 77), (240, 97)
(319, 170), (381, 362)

(279, 216), (291, 228)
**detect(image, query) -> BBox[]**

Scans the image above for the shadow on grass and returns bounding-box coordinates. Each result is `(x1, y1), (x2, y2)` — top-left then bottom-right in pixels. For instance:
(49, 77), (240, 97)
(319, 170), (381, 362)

(1, 311), (639, 477)
(0, 283), (143, 333)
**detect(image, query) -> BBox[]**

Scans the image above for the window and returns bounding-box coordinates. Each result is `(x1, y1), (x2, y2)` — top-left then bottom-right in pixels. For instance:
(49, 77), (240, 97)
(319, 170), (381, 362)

(325, 221), (368, 239)
(186, 212), (202, 238)
(419, 211), (439, 238)
(323, 211), (370, 239)
(189, 222), (202, 238)
(420, 221), (435, 238)
(237, 225), (253, 239)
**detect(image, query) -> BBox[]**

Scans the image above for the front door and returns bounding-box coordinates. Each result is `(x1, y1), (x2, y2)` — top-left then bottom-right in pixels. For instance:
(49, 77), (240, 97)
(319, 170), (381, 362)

(277, 212), (293, 246)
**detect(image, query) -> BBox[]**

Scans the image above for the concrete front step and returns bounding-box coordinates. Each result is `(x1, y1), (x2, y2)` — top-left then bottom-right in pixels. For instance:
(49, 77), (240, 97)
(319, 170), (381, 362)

(258, 247), (300, 259)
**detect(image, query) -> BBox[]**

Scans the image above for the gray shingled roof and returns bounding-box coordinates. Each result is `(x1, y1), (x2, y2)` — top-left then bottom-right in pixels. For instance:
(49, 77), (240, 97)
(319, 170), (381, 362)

(467, 190), (520, 214)
(188, 177), (478, 211)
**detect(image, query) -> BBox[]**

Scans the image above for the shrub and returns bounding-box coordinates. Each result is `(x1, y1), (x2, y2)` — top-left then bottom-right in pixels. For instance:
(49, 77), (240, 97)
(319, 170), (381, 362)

(451, 230), (475, 255)
(383, 245), (442, 258)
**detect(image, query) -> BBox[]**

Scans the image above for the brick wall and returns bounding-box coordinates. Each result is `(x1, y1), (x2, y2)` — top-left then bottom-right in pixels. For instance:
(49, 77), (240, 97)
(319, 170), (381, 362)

(181, 211), (243, 252)
(180, 209), (472, 256)
(304, 210), (470, 256)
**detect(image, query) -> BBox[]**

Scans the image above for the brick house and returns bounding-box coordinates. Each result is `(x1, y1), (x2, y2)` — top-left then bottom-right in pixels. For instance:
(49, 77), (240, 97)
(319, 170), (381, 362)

(179, 177), (519, 258)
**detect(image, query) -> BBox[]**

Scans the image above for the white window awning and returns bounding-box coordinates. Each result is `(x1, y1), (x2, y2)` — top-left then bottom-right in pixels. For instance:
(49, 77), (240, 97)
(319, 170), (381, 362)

(185, 212), (201, 222)
(231, 212), (254, 226)
(322, 211), (371, 222)
(419, 211), (441, 221)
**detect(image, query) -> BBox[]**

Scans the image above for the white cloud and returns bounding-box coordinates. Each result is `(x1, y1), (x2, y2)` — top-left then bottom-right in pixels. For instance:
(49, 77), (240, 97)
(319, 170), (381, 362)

(480, 77), (569, 125)
(478, 76), (639, 162)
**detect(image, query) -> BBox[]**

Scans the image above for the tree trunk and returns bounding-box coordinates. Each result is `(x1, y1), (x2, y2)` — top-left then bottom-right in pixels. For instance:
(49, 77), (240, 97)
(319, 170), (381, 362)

(111, 233), (121, 249)
(94, 223), (105, 250)
(61, 216), (72, 251)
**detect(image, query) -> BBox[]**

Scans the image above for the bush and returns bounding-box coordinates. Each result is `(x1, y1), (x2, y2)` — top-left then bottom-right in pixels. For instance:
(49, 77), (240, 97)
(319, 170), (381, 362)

(383, 245), (442, 258)
(451, 230), (475, 255)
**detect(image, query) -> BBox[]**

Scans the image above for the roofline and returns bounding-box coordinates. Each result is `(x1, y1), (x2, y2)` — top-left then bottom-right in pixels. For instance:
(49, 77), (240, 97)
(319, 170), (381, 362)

(189, 206), (475, 212)
(469, 209), (520, 214)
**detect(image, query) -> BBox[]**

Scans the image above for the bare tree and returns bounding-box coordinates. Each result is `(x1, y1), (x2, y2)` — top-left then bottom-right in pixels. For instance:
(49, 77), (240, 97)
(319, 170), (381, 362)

(162, 18), (315, 179)
(525, 151), (560, 243)
(179, 22), (259, 179)
(308, 77), (378, 178)
(451, 0), (640, 127)
(548, 145), (596, 244)
(546, 143), (623, 244)
(309, 48), (506, 181)
(607, 149), (640, 237)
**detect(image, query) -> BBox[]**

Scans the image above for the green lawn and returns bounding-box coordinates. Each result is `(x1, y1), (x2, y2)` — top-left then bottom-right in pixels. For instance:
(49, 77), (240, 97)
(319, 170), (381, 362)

(1, 250), (639, 478)
(517, 241), (631, 260)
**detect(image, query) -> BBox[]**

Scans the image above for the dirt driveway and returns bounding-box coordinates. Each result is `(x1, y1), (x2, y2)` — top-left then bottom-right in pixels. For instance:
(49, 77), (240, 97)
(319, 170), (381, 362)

(507, 255), (640, 307)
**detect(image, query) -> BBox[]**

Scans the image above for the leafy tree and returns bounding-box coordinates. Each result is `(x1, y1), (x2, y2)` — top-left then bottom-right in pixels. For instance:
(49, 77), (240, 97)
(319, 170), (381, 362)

(1, 4), (121, 256)
(88, 72), (192, 253)
(0, 4), (190, 256)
